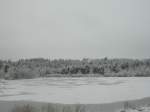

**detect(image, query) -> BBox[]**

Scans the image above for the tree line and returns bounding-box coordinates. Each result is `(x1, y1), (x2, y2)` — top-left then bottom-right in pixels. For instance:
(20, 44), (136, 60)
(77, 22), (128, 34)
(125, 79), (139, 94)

(0, 58), (150, 79)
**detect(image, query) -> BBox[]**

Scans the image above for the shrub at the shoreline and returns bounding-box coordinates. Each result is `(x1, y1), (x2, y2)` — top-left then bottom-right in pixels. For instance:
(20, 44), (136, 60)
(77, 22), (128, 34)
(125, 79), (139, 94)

(12, 104), (36, 112)
(11, 104), (85, 112)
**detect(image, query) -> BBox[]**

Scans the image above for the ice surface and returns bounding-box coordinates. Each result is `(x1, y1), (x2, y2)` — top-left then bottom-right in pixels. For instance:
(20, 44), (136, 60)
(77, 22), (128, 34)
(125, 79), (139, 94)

(0, 77), (150, 104)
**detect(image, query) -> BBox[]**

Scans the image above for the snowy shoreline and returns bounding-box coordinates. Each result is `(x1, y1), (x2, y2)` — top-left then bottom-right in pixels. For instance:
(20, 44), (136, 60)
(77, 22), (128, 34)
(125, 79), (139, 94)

(0, 97), (150, 112)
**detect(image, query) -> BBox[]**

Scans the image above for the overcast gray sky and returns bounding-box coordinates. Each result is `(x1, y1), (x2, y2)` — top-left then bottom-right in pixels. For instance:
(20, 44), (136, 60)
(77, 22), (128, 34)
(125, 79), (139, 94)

(0, 0), (150, 60)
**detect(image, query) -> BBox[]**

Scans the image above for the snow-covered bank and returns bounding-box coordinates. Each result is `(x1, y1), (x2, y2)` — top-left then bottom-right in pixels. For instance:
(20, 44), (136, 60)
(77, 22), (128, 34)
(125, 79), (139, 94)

(0, 97), (150, 112)
(0, 77), (150, 104)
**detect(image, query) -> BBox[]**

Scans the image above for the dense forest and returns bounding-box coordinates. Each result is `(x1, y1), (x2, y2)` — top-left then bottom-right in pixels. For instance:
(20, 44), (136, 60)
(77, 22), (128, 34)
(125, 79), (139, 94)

(0, 58), (150, 79)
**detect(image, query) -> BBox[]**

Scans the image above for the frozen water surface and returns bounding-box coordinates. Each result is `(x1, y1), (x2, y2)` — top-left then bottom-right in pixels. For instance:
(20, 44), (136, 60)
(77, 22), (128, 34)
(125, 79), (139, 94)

(0, 77), (150, 104)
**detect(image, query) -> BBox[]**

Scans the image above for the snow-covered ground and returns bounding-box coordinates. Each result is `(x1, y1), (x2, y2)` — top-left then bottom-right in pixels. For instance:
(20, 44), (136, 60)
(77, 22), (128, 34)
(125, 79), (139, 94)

(119, 106), (150, 112)
(0, 77), (150, 104)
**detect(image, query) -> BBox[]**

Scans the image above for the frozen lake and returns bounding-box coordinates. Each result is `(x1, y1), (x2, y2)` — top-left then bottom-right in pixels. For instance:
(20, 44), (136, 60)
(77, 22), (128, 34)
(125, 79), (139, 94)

(0, 77), (150, 104)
